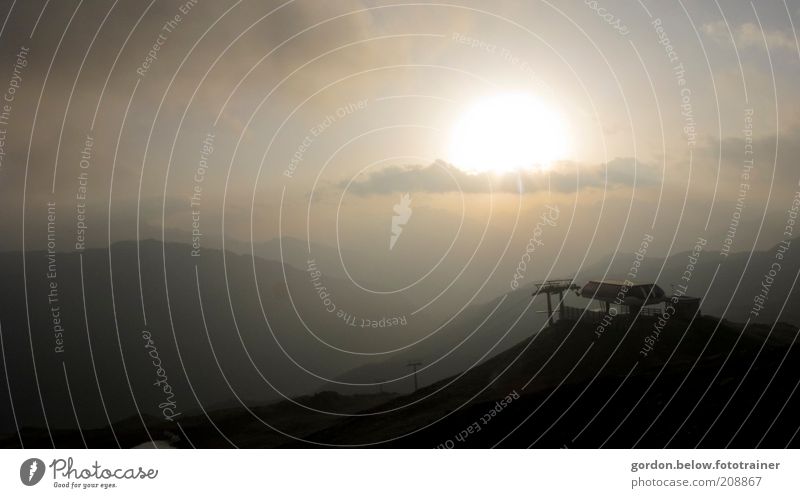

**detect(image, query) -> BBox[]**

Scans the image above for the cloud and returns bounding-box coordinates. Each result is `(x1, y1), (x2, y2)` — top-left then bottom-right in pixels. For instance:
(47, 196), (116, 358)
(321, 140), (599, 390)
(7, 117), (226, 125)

(342, 158), (660, 195)
(702, 20), (798, 51)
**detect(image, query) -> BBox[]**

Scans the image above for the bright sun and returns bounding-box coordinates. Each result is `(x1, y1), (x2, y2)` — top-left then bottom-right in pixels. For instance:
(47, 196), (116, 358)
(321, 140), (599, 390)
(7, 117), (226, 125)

(447, 93), (570, 174)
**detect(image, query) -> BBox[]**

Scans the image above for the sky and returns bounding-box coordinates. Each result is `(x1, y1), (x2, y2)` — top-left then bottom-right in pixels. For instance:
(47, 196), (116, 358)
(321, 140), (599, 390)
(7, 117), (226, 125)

(0, 0), (799, 296)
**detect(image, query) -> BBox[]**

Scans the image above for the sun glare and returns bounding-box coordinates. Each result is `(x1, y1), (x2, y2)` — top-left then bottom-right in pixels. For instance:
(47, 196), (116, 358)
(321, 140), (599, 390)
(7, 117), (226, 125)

(447, 93), (570, 174)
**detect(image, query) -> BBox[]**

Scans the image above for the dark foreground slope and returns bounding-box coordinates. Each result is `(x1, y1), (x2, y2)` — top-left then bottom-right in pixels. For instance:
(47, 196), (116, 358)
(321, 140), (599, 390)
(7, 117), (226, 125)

(295, 315), (799, 448)
(3, 237), (798, 448)
(29, 312), (791, 449)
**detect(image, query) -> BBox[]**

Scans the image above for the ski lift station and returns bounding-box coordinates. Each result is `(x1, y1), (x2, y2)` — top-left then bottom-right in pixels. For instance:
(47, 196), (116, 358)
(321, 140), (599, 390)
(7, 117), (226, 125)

(532, 279), (701, 326)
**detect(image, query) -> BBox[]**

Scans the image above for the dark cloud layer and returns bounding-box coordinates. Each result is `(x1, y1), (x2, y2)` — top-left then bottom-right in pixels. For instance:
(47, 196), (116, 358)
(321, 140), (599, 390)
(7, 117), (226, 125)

(343, 157), (660, 195)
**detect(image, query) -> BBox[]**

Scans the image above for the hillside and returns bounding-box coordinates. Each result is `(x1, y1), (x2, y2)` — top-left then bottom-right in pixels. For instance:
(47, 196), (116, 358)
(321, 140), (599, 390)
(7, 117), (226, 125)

(298, 314), (799, 448)
(62, 311), (795, 449)
(3, 239), (798, 448)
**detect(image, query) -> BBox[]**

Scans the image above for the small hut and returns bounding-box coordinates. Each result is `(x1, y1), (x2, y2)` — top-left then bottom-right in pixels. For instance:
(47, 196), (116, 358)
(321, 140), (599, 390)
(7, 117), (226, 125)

(578, 280), (667, 314)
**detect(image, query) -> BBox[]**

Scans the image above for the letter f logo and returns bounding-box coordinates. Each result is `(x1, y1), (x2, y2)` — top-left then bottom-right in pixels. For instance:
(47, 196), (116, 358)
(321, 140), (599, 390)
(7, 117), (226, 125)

(390, 193), (412, 250)
(20, 458), (45, 486)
